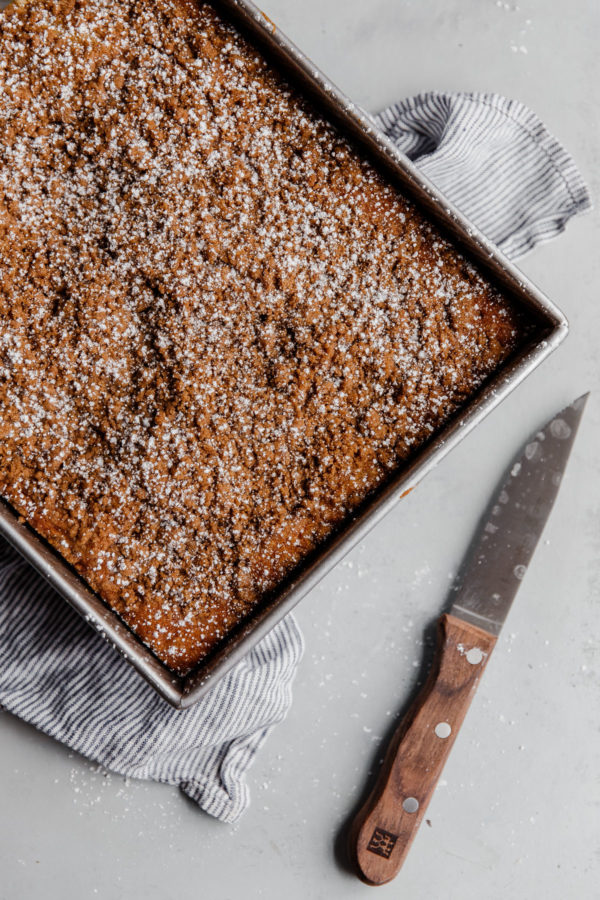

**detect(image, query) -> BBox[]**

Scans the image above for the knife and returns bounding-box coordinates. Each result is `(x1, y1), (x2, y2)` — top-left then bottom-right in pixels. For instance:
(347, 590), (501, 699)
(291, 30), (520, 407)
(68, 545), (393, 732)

(351, 394), (588, 886)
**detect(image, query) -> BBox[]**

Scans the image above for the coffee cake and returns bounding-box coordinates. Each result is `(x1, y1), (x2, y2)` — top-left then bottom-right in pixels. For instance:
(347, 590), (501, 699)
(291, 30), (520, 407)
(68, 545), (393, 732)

(0, 0), (526, 672)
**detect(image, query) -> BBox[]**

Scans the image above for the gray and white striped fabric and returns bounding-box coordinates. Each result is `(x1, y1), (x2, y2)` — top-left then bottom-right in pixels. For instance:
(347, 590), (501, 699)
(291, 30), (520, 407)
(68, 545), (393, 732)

(0, 92), (590, 825)
(376, 92), (590, 257)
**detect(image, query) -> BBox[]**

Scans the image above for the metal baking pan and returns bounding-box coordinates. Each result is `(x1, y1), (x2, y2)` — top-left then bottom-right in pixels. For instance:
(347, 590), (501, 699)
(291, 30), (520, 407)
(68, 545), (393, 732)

(0, 0), (568, 708)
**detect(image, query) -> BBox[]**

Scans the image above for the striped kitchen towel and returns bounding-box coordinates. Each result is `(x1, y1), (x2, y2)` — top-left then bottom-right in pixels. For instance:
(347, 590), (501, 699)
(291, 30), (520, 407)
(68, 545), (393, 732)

(0, 92), (590, 825)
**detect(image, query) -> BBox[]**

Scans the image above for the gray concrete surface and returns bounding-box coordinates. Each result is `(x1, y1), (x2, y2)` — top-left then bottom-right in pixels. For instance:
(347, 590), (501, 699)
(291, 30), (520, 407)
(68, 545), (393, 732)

(1, 1), (599, 898)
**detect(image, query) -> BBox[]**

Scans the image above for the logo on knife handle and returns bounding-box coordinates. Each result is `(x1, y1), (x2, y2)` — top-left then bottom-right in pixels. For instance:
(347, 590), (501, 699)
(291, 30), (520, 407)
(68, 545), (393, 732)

(366, 827), (398, 859)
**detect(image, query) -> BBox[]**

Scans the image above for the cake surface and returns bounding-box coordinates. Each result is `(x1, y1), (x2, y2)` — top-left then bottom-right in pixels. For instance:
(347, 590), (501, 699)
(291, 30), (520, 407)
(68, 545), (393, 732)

(0, 0), (526, 673)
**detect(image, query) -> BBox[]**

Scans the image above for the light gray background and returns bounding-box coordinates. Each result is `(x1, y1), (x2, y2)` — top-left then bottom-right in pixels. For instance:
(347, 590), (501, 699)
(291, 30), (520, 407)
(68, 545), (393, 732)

(1, 1), (599, 898)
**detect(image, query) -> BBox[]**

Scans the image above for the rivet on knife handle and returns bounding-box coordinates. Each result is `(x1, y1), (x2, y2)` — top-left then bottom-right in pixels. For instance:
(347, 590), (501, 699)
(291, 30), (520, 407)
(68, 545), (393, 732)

(352, 613), (496, 885)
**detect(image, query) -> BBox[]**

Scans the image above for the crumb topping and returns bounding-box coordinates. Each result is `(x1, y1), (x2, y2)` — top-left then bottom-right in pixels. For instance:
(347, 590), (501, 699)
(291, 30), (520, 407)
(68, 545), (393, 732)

(0, 0), (526, 672)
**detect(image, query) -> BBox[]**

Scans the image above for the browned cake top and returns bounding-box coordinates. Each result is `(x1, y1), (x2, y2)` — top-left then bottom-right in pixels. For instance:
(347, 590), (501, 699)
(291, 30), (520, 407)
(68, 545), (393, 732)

(0, 0), (525, 673)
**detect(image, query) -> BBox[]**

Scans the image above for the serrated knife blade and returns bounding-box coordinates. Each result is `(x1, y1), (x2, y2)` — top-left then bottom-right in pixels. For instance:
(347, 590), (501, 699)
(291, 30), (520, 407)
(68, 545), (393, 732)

(352, 394), (589, 886)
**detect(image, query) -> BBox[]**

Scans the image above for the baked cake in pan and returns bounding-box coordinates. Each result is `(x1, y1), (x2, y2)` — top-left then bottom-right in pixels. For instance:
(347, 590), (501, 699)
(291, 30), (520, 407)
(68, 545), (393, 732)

(0, 0), (527, 673)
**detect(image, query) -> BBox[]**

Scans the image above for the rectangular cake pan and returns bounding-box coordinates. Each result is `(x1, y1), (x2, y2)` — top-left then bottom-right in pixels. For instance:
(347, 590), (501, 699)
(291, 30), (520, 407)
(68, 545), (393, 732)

(0, 0), (568, 708)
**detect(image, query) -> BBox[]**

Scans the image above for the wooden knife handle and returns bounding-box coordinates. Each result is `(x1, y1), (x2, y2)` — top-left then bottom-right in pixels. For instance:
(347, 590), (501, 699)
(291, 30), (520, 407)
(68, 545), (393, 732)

(351, 613), (497, 885)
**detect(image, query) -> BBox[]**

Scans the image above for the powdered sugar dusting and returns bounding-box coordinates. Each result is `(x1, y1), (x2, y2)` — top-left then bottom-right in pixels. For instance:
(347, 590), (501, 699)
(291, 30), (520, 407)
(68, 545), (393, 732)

(0, 0), (525, 672)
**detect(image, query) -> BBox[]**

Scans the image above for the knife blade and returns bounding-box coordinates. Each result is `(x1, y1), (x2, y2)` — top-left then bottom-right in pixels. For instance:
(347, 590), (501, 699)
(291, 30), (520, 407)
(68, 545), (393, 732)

(352, 394), (588, 886)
